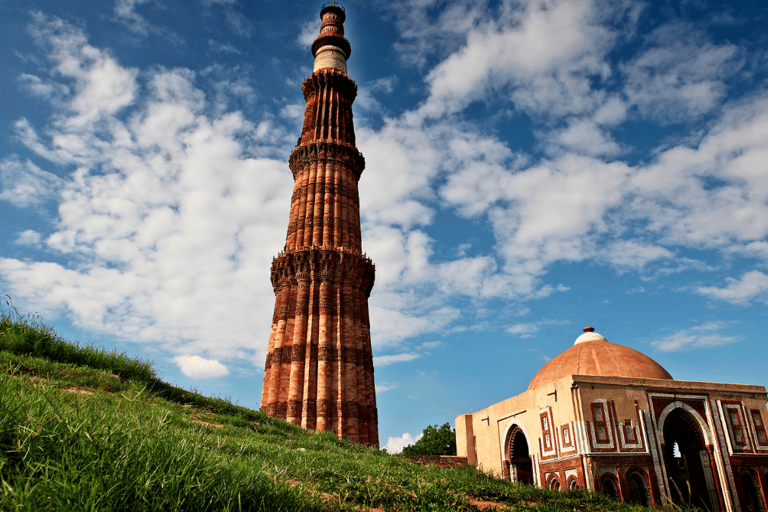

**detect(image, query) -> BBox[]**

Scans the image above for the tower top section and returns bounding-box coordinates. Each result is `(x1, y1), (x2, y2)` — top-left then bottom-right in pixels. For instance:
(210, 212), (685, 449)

(312, 2), (351, 74)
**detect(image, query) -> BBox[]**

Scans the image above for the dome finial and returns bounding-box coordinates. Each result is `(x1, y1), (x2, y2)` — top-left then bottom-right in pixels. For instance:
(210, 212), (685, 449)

(574, 326), (605, 345)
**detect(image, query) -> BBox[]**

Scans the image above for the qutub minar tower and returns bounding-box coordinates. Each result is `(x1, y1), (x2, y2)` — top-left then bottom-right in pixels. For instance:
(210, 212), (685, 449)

(260, 3), (378, 446)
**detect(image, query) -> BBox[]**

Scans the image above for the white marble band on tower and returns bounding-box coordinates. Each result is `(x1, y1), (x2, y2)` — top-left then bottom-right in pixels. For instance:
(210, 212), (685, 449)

(313, 45), (347, 73)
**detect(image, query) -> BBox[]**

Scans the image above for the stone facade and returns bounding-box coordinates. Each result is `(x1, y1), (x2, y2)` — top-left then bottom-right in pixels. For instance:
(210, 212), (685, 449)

(457, 327), (768, 510)
(260, 3), (378, 446)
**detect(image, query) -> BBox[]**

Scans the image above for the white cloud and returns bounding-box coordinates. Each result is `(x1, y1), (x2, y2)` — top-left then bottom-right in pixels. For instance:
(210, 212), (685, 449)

(370, 296), (460, 350)
(621, 23), (742, 123)
(507, 322), (539, 337)
(358, 121), (438, 230)
(113, 0), (153, 35)
(652, 322), (740, 352)
(0, 158), (62, 208)
(280, 103), (304, 120)
(17, 73), (69, 101)
(6, 2), (768, 398)
(734, 241), (768, 261)
(14, 230), (42, 247)
(373, 353), (421, 366)
(375, 382), (397, 393)
(549, 119), (621, 157)
(29, 11), (138, 128)
(507, 318), (570, 338)
(356, 76), (399, 114)
(384, 432), (422, 454)
(628, 92), (768, 248)
(385, 0), (489, 69)
(419, 0), (618, 120)
(207, 39), (242, 55)
(600, 241), (674, 272)
(174, 355), (229, 379)
(224, 9), (254, 39)
(297, 19), (317, 48)
(592, 95), (628, 126)
(696, 271), (768, 305)
(1, 15), (292, 369)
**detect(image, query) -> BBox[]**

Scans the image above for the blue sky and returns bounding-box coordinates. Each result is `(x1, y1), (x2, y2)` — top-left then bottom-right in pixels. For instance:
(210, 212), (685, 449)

(1, 0), (768, 453)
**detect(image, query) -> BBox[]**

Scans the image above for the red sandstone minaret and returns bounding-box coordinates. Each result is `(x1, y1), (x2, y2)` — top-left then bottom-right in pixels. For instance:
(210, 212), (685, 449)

(260, 2), (378, 446)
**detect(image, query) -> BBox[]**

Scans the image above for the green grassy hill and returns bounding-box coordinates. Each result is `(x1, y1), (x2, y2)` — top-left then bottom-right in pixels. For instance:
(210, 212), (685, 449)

(0, 303), (661, 511)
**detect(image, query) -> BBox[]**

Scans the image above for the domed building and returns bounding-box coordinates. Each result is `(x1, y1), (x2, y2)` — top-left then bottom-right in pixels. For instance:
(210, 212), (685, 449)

(456, 327), (768, 510)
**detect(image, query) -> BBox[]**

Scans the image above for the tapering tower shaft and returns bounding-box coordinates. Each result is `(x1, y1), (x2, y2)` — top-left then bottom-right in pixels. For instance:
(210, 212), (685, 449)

(261, 3), (378, 446)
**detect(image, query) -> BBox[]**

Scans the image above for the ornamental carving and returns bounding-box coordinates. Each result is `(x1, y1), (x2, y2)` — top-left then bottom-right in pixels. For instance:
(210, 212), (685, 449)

(270, 250), (375, 295)
(289, 142), (365, 180)
(317, 400), (331, 416)
(287, 400), (302, 417)
(303, 400), (317, 418)
(341, 347), (357, 364)
(302, 69), (356, 101)
(319, 345), (337, 362)
(272, 348), (283, 366)
(291, 345), (305, 362)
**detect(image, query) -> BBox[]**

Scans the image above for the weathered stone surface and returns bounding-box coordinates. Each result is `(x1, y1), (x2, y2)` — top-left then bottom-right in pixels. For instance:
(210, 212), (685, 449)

(260, 4), (378, 447)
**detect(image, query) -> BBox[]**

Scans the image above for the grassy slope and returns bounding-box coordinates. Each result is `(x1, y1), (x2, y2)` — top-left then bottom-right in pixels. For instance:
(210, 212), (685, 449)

(0, 304), (659, 511)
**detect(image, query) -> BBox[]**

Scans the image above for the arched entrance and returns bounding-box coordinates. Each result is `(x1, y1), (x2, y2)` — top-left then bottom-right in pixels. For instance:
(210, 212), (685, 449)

(505, 425), (533, 485)
(600, 474), (620, 500)
(739, 471), (760, 512)
(627, 471), (649, 506)
(662, 408), (714, 510)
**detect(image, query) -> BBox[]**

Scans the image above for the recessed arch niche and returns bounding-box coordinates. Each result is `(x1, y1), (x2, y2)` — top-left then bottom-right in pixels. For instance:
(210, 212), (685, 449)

(660, 407), (715, 510)
(504, 424), (533, 485)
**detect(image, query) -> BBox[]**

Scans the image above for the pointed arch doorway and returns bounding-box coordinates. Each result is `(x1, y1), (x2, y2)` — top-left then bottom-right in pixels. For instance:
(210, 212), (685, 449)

(661, 408), (717, 510)
(505, 425), (533, 485)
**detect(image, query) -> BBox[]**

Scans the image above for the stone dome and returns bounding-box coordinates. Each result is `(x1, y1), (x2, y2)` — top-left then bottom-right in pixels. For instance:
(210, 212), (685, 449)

(528, 327), (673, 390)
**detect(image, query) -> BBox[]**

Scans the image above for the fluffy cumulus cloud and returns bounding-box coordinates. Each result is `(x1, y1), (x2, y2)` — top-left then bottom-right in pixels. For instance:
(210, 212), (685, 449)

(621, 22), (743, 124)
(29, 11), (138, 129)
(174, 355), (229, 379)
(356, 0), (768, 360)
(695, 271), (768, 305)
(0, 14), (291, 370)
(417, 0), (620, 120)
(3, 0), (768, 399)
(363, 0), (768, 350)
(378, 0), (768, 302)
(384, 432), (422, 454)
(14, 230), (42, 247)
(627, 92), (768, 249)
(0, 158), (62, 208)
